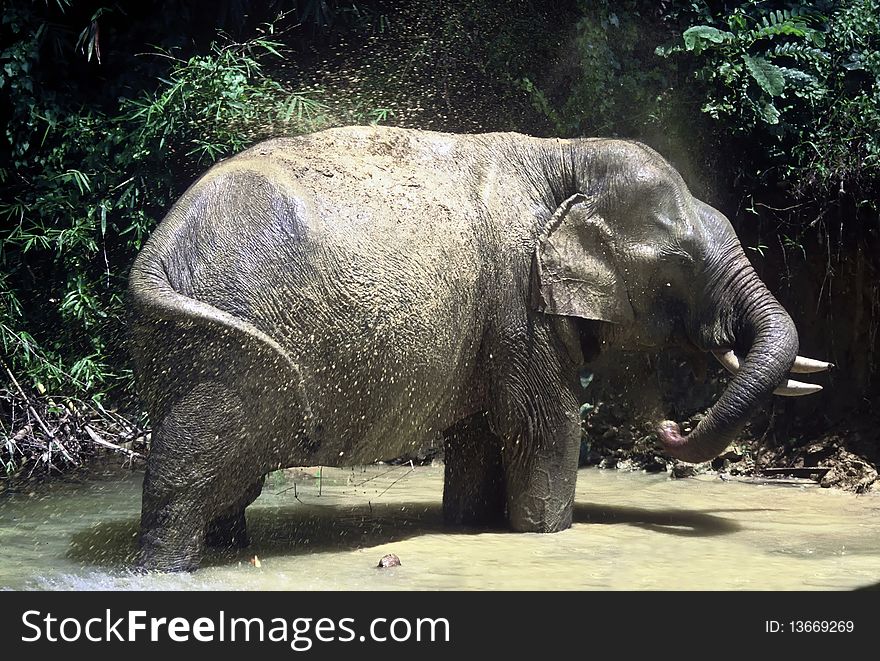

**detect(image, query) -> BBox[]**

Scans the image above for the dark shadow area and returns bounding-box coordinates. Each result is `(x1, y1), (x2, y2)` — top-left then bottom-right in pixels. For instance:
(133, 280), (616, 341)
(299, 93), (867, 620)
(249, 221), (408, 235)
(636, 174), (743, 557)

(68, 499), (748, 569)
(853, 580), (880, 591)
(67, 502), (450, 568)
(573, 503), (749, 537)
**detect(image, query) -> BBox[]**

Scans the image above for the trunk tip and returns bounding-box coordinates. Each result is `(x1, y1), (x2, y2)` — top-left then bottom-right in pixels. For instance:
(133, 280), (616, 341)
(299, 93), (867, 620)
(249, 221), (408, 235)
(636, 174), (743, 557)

(656, 419), (683, 447)
(655, 419), (719, 464)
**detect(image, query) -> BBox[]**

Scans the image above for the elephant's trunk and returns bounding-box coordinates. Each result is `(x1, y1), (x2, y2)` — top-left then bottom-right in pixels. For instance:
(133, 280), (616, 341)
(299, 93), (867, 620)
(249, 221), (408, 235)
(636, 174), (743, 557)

(657, 260), (799, 464)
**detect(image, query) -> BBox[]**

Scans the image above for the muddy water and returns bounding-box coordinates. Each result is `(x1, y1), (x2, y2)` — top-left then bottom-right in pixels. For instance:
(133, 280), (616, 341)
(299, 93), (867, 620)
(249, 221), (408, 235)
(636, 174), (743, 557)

(1, 466), (879, 590)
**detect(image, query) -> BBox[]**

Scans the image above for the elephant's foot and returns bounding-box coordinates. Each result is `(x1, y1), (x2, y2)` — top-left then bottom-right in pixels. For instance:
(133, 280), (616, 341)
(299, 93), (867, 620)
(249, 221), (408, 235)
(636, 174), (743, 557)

(138, 544), (203, 573)
(506, 486), (574, 533)
(206, 510), (250, 549)
(442, 413), (507, 527)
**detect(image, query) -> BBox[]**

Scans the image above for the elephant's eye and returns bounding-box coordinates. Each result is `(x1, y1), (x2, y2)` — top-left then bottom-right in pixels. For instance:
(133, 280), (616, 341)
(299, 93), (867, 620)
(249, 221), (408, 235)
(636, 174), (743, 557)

(668, 251), (693, 266)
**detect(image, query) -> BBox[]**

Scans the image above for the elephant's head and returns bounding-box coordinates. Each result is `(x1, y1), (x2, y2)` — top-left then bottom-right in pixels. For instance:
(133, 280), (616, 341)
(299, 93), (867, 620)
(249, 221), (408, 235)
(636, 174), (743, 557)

(534, 140), (829, 463)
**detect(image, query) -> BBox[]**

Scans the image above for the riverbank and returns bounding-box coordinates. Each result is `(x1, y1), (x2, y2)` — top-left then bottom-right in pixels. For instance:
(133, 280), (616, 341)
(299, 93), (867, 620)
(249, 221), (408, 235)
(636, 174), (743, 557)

(0, 387), (147, 493)
(581, 415), (879, 493)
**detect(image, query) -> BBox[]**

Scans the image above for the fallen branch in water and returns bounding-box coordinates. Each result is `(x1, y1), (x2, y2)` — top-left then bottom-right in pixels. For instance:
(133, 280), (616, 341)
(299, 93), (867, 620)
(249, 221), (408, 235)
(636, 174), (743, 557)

(84, 425), (144, 460)
(4, 364), (78, 466)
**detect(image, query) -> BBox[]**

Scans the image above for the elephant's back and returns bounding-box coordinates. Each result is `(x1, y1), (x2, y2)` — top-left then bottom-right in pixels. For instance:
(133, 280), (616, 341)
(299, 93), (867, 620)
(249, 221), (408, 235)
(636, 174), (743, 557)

(139, 126), (493, 463)
(142, 124), (493, 347)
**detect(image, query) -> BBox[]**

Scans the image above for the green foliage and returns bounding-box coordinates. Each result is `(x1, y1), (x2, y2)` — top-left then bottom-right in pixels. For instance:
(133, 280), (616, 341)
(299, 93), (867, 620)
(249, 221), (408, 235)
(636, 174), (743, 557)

(536, 1), (680, 138)
(660, 5), (828, 130)
(796, 0), (880, 199)
(122, 39), (327, 168)
(0, 10), (330, 399)
(659, 1), (880, 202)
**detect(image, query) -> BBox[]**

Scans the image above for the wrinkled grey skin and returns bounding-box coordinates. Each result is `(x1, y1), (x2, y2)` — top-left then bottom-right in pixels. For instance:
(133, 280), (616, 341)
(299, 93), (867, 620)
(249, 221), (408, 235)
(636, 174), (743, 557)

(129, 126), (799, 571)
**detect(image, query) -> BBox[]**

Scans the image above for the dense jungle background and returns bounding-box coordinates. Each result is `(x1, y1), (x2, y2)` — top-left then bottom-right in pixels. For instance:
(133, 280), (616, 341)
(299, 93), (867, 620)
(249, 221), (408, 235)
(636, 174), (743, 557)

(1, 0), (878, 490)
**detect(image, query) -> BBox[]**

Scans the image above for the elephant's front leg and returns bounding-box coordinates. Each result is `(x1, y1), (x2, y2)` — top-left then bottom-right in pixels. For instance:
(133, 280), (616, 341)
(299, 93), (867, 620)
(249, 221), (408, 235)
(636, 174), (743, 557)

(501, 405), (580, 533)
(492, 326), (582, 533)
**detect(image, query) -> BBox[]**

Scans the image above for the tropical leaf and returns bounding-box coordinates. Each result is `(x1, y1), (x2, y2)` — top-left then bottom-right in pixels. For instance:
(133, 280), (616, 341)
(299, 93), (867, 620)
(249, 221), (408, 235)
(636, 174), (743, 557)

(771, 42), (830, 64)
(778, 66), (820, 88)
(758, 101), (781, 125)
(752, 23), (807, 39)
(743, 54), (786, 96)
(682, 26), (733, 53)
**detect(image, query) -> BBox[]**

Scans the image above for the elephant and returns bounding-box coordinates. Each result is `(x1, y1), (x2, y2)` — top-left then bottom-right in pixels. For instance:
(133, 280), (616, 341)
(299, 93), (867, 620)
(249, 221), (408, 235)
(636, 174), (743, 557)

(128, 125), (830, 571)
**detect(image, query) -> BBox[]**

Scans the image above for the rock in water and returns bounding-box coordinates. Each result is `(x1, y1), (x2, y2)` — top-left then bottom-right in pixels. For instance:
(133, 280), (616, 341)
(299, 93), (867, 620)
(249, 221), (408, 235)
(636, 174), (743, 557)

(378, 553), (401, 568)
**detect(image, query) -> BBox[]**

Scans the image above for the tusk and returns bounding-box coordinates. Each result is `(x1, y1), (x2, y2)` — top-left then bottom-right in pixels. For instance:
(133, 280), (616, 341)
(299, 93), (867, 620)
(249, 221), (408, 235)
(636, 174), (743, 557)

(712, 350), (740, 374)
(715, 349), (833, 376)
(792, 355), (834, 373)
(713, 350), (823, 396)
(774, 380), (823, 396)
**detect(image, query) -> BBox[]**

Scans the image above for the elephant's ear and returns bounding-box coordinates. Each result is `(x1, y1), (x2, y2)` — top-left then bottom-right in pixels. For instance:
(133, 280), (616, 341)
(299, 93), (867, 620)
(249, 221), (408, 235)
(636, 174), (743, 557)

(534, 193), (635, 324)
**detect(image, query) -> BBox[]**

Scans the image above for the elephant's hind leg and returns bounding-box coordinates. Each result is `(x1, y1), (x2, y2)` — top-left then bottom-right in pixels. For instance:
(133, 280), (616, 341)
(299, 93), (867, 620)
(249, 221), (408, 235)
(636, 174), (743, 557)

(206, 478), (265, 549)
(140, 463), (211, 572)
(442, 412), (506, 527)
(139, 382), (262, 572)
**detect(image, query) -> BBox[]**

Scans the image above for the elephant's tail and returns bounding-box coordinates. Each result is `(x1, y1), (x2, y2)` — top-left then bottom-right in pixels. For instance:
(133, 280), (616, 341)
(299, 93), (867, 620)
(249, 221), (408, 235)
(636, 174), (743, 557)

(127, 261), (317, 448)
